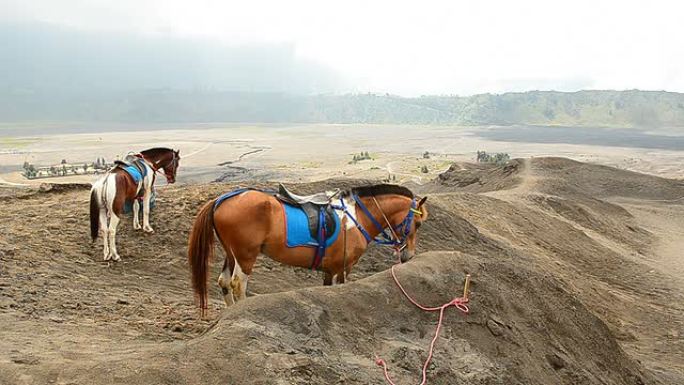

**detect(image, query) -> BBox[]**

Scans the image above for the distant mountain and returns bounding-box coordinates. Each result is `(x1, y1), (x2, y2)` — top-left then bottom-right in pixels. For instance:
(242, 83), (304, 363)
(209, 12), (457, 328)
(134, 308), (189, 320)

(414, 90), (684, 128)
(2, 23), (683, 128)
(2, 89), (684, 128)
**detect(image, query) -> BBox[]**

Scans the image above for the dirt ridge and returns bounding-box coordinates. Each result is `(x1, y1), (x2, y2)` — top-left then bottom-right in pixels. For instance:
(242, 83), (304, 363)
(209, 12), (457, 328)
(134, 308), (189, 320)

(1, 158), (682, 384)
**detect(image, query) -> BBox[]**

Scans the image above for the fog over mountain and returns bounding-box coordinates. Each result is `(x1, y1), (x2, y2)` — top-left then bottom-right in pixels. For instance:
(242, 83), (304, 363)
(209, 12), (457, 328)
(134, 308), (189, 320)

(2, 2), (684, 128)
(0, 23), (344, 94)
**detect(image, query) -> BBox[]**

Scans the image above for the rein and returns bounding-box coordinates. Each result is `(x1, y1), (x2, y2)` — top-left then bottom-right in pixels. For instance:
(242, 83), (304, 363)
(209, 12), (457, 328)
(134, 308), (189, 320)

(334, 192), (472, 384)
(375, 265), (470, 385)
(333, 194), (418, 252)
(138, 151), (177, 182)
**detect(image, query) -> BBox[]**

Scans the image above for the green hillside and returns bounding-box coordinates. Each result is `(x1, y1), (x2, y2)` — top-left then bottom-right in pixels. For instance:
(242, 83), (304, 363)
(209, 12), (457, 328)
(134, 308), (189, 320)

(2, 89), (684, 128)
(414, 90), (684, 127)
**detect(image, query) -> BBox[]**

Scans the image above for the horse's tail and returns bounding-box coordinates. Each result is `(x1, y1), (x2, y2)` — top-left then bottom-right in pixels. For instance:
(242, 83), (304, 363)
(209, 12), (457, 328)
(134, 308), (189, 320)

(89, 187), (99, 241)
(188, 199), (216, 314)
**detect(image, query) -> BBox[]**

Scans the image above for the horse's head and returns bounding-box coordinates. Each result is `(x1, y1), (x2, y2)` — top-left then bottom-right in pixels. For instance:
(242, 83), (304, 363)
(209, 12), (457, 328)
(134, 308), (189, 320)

(398, 196), (428, 263)
(161, 149), (180, 184)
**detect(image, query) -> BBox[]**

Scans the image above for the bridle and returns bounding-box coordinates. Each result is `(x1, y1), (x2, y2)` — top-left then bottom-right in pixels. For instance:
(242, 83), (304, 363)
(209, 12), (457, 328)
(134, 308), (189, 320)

(332, 194), (422, 253)
(138, 150), (178, 183)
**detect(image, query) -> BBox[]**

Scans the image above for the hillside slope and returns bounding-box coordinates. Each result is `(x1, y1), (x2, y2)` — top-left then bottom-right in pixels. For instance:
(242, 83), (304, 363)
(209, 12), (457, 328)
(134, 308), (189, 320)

(0, 159), (682, 384)
(427, 157), (684, 382)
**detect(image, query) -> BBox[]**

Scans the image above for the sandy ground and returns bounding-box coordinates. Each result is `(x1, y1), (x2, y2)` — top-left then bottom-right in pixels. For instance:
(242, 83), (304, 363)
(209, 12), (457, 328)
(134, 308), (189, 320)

(1, 123), (683, 384)
(0, 157), (682, 384)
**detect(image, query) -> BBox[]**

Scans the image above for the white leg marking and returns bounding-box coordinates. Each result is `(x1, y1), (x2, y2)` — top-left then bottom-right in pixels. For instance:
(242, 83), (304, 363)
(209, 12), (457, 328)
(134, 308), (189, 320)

(108, 214), (121, 261)
(218, 270), (235, 307)
(142, 187), (154, 233)
(132, 198), (141, 230)
(231, 258), (249, 301)
(100, 209), (109, 259)
(99, 175), (116, 261)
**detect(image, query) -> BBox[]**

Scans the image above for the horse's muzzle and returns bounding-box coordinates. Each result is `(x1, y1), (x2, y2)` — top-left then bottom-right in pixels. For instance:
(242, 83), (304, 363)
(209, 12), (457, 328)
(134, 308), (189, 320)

(399, 248), (414, 263)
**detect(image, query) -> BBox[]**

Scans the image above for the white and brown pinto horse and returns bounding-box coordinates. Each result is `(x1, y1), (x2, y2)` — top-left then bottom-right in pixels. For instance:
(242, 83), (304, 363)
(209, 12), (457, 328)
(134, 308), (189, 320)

(90, 147), (180, 261)
(188, 184), (428, 313)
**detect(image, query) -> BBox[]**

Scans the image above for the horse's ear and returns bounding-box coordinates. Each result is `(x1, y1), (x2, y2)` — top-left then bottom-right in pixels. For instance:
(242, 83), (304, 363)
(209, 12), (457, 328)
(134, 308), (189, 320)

(418, 196), (428, 208)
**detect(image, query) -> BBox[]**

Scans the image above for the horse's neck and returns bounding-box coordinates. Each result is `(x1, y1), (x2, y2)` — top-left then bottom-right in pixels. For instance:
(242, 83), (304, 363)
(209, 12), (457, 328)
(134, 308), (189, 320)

(140, 154), (162, 171)
(356, 196), (408, 238)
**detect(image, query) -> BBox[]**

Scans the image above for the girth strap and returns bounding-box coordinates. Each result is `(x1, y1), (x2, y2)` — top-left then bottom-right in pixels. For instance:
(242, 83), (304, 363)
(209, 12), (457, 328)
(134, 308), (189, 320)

(311, 209), (327, 270)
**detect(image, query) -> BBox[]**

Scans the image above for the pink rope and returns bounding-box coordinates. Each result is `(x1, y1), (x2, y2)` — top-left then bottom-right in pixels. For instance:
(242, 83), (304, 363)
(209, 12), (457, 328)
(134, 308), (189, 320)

(375, 264), (469, 385)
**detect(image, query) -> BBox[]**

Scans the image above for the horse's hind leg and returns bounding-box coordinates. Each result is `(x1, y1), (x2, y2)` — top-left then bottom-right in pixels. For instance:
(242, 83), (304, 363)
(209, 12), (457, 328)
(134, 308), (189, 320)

(100, 210), (110, 260)
(227, 247), (258, 302)
(230, 257), (250, 301)
(217, 253), (236, 307)
(107, 214), (121, 261)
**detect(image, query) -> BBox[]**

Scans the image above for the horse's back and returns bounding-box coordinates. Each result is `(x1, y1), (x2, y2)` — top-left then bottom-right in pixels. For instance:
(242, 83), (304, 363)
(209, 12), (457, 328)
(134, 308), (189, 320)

(212, 190), (323, 270)
(212, 190), (284, 248)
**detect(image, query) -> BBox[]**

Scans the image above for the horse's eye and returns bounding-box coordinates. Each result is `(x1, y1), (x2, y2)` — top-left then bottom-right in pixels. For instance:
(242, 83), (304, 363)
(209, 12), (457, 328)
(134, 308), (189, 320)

(415, 221), (422, 230)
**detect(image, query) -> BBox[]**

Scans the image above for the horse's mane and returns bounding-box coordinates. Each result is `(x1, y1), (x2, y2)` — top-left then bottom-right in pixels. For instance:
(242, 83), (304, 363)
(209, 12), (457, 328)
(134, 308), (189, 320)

(140, 147), (174, 155)
(140, 147), (178, 159)
(344, 184), (414, 198)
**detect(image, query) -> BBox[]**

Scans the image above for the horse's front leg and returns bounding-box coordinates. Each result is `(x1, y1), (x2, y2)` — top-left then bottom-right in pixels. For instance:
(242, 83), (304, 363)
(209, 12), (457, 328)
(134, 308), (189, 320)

(142, 188), (154, 233)
(132, 198), (142, 230)
(323, 270), (347, 285)
(335, 271), (346, 284)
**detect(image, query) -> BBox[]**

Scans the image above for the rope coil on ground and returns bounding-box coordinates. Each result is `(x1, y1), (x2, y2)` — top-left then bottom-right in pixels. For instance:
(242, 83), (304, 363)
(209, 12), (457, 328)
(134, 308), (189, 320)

(375, 264), (470, 385)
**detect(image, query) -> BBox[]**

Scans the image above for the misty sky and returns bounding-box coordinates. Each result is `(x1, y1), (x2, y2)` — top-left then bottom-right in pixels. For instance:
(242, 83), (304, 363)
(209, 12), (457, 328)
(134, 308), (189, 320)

(2, 0), (682, 96)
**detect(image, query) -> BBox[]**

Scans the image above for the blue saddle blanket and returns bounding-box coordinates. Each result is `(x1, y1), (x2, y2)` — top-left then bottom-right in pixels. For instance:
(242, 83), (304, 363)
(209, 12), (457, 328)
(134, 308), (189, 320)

(123, 165), (144, 184)
(123, 190), (156, 214)
(214, 188), (252, 210)
(283, 202), (340, 248)
(213, 188), (341, 249)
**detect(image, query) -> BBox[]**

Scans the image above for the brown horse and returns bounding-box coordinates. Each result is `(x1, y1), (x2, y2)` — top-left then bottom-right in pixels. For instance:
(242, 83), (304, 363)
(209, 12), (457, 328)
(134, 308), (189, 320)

(90, 147), (180, 261)
(188, 184), (428, 312)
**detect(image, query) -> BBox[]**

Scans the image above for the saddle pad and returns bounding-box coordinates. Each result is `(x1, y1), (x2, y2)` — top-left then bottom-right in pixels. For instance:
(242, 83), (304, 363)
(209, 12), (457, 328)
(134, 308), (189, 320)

(283, 202), (340, 248)
(214, 188), (251, 210)
(123, 190), (157, 214)
(123, 165), (143, 184)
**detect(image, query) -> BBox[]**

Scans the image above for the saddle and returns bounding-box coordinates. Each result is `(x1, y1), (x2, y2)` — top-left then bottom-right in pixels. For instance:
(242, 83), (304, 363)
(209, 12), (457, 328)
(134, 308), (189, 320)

(276, 184), (339, 240)
(277, 184), (338, 205)
(213, 186), (341, 270)
(113, 154), (148, 185)
(275, 184), (340, 270)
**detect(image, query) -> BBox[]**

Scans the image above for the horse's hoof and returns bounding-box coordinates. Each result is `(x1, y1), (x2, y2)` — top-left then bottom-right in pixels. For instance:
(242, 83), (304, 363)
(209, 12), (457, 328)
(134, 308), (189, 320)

(133, 224), (142, 230)
(111, 254), (121, 261)
(143, 226), (154, 233)
(104, 254), (111, 261)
